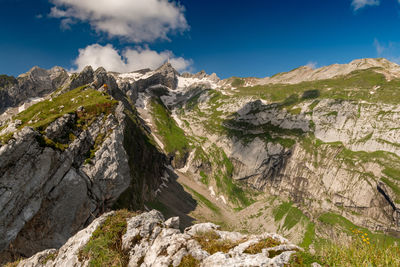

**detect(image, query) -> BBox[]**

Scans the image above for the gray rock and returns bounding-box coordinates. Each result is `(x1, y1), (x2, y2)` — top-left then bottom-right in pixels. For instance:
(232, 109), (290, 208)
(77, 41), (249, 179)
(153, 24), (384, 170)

(0, 100), (167, 260)
(165, 217), (180, 229)
(44, 113), (76, 142)
(18, 210), (301, 267)
(0, 66), (68, 112)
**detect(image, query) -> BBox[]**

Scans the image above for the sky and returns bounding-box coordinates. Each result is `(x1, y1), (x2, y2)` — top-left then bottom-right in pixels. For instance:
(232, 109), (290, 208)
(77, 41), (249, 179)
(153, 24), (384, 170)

(1, 0), (400, 78)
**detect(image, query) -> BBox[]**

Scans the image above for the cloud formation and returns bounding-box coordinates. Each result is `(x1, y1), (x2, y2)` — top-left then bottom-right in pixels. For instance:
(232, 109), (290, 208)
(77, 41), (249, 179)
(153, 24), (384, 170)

(306, 61), (317, 69)
(351, 0), (380, 11)
(374, 38), (384, 55)
(73, 44), (192, 73)
(372, 39), (400, 64)
(49, 0), (189, 42)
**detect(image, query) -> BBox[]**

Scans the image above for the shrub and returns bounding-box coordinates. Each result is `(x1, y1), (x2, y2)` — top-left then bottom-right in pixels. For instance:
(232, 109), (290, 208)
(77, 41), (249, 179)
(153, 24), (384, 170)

(177, 254), (200, 267)
(244, 238), (281, 254)
(193, 230), (243, 254)
(78, 210), (136, 267)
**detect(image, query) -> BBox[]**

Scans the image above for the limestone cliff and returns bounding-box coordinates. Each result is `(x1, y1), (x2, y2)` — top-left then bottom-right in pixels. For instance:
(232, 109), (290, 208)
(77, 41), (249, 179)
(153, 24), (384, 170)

(2, 58), (400, 265)
(126, 59), (400, 237)
(0, 68), (169, 261)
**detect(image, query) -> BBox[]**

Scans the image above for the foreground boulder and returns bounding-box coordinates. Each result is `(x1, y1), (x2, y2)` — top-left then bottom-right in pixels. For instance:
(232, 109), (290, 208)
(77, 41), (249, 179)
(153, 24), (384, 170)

(16, 210), (301, 267)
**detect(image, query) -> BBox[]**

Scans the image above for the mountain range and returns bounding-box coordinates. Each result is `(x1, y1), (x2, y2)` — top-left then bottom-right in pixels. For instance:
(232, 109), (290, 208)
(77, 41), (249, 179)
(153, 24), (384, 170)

(1, 58), (400, 266)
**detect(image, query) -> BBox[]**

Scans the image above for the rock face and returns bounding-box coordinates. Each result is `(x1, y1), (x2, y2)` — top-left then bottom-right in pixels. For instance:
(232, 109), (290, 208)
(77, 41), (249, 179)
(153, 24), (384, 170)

(17, 210), (301, 267)
(123, 59), (400, 234)
(2, 58), (400, 264)
(0, 66), (69, 112)
(0, 89), (168, 260)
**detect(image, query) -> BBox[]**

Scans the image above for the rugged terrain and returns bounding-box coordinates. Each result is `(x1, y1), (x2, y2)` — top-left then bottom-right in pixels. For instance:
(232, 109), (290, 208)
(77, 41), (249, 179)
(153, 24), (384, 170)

(1, 58), (400, 266)
(15, 210), (302, 267)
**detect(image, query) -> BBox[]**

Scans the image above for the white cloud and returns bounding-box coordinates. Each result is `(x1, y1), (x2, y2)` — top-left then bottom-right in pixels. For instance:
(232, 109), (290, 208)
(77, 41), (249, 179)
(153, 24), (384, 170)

(374, 38), (384, 55)
(372, 39), (400, 64)
(49, 0), (188, 42)
(306, 61), (317, 69)
(73, 43), (192, 73)
(351, 0), (380, 11)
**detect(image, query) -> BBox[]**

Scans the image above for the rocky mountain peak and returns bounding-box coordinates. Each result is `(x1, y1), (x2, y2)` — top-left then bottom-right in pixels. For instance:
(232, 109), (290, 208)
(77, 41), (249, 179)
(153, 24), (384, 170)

(156, 61), (179, 76)
(18, 66), (47, 79)
(259, 57), (400, 85)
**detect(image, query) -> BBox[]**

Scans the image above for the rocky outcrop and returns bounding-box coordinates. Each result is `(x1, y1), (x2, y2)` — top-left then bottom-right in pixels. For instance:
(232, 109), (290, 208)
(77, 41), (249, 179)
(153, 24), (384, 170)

(219, 99), (400, 229)
(0, 66), (69, 112)
(312, 99), (400, 156)
(0, 98), (168, 260)
(181, 70), (220, 83)
(17, 210), (301, 267)
(145, 64), (400, 233)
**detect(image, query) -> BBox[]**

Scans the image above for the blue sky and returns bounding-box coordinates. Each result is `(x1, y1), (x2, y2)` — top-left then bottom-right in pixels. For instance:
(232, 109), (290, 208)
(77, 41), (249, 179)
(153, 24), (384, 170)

(1, 0), (400, 78)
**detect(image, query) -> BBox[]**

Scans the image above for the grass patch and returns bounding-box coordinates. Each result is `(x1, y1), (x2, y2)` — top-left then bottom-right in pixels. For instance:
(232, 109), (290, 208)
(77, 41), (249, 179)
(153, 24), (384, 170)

(316, 230), (400, 266)
(193, 230), (243, 254)
(300, 222), (315, 250)
(211, 148), (255, 208)
(85, 132), (109, 163)
(199, 170), (209, 185)
(356, 132), (373, 144)
(234, 67), (400, 105)
(14, 85), (117, 131)
(78, 210), (136, 267)
(318, 212), (356, 234)
(35, 135), (69, 151)
(288, 250), (322, 266)
(273, 202), (307, 231)
(308, 100), (320, 110)
(381, 177), (400, 203)
(150, 98), (190, 160)
(3, 259), (22, 267)
(383, 167), (400, 181)
(0, 132), (14, 144)
(324, 111), (338, 117)
(244, 238), (281, 254)
(231, 77), (245, 87)
(182, 183), (221, 214)
(3, 85), (116, 149)
(177, 254), (200, 267)
(318, 212), (400, 246)
(41, 251), (58, 264)
(288, 107), (302, 115)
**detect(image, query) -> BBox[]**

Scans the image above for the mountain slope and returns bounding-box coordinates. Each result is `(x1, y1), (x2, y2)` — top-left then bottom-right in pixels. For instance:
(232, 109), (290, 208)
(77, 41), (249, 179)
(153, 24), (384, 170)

(126, 59), (400, 242)
(1, 58), (400, 266)
(0, 67), (171, 262)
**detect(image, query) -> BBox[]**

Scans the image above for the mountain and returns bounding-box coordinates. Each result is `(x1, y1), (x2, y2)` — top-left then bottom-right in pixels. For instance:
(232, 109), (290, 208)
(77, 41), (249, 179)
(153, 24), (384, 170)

(1, 58), (400, 266)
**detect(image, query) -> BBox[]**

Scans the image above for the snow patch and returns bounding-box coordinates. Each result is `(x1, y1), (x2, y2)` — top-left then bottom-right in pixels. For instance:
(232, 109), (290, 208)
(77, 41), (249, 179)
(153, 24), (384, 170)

(177, 150), (195, 173)
(18, 97), (44, 113)
(209, 186), (216, 197)
(118, 71), (154, 82)
(171, 112), (184, 128)
(177, 76), (218, 89)
(217, 195), (227, 205)
(152, 134), (165, 150)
